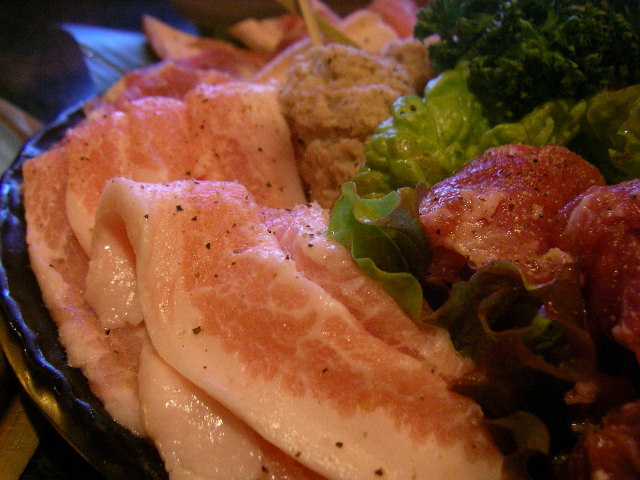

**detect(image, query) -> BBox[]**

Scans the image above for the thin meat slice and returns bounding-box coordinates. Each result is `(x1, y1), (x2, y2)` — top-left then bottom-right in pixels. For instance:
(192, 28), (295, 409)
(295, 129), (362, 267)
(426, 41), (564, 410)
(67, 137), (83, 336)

(183, 83), (305, 208)
(262, 203), (472, 381)
(142, 15), (269, 78)
(555, 180), (640, 360)
(419, 144), (606, 284)
(367, 0), (420, 38)
(22, 148), (146, 434)
(138, 337), (324, 480)
(85, 60), (235, 114)
(87, 177), (503, 480)
(65, 81), (305, 254)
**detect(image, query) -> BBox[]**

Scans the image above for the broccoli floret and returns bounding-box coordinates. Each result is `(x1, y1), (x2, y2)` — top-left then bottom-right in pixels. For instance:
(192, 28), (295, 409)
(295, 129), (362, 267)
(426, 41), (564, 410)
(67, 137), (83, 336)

(415, 0), (640, 125)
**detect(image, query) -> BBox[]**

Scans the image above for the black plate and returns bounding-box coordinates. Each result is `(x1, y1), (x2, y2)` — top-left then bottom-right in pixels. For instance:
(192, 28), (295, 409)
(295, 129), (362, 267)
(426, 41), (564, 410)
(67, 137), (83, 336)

(0, 104), (168, 480)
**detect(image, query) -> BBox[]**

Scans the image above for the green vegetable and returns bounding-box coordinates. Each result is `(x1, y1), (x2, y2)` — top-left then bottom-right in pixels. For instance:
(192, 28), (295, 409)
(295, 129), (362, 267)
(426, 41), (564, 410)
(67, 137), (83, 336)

(355, 64), (489, 197)
(355, 63), (596, 197)
(570, 83), (640, 183)
(325, 182), (430, 321)
(414, 0), (640, 125)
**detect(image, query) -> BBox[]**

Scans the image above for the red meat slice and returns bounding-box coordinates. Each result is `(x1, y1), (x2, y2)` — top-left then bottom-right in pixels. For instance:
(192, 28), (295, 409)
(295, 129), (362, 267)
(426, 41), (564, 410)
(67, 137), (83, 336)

(555, 180), (640, 360)
(419, 144), (606, 284)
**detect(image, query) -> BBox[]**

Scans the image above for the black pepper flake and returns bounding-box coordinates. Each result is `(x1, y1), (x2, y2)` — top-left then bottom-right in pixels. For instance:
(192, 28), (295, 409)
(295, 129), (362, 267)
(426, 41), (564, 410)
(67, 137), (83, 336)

(192, 216), (198, 221)
(176, 205), (184, 212)
(205, 242), (211, 249)
(266, 182), (272, 188)
(192, 326), (202, 334)
(322, 367), (328, 373)
(104, 329), (111, 336)
(144, 214), (149, 219)
(374, 468), (384, 476)
(261, 465), (269, 473)
(335, 442), (343, 448)
(308, 243), (314, 247)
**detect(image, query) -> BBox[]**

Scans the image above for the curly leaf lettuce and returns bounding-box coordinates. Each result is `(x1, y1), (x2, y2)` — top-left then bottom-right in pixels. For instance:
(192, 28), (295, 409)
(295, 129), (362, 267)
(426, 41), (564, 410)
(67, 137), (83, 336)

(355, 63), (593, 197)
(571, 83), (640, 183)
(326, 182), (430, 321)
(355, 63), (640, 198)
(355, 64), (489, 197)
(425, 261), (595, 383)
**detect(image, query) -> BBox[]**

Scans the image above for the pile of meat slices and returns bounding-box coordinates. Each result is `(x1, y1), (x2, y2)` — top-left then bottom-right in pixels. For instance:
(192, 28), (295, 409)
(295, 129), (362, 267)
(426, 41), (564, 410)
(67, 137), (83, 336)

(19, 0), (640, 479)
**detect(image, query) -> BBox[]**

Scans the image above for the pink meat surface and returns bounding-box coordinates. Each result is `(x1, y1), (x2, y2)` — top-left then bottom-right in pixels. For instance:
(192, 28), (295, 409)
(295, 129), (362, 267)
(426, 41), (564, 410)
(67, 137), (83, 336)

(86, 60), (235, 114)
(138, 337), (324, 480)
(367, 0), (420, 38)
(22, 148), (146, 434)
(88, 177), (503, 480)
(419, 144), (606, 284)
(555, 180), (640, 360)
(262, 203), (472, 381)
(64, 81), (305, 254)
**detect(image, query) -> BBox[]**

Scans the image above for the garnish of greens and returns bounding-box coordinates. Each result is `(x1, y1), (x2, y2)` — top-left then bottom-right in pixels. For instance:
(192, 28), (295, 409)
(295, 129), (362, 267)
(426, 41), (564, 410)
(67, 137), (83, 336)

(355, 0), (640, 197)
(325, 0), (640, 476)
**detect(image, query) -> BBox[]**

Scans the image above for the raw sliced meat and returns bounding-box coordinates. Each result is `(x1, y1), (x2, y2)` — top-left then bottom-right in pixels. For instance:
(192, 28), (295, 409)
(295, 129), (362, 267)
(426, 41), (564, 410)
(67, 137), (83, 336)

(367, 0), (420, 38)
(262, 203), (472, 381)
(86, 60), (235, 113)
(419, 144), (606, 283)
(141, 15), (268, 78)
(64, 81), (305, 254)
(87, 177), (503, 480)
(138, 337), (324, 480)
(555, 180), (640, 360)
(22, 147), (146, 434)
(338, 9), (399, 54)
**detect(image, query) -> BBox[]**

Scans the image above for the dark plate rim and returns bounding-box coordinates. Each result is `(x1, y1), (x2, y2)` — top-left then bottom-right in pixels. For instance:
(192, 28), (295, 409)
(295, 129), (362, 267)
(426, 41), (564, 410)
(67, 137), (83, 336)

(0, 101), (168, 480)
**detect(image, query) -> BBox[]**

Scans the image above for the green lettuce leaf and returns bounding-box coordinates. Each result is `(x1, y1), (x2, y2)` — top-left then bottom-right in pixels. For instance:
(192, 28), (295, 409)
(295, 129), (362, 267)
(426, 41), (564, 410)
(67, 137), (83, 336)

(354, 63), (597, 198)
(326, 182), (430, 320)
(355, 64), (489, 197)
(424, 261), (595, 382)
(570, 83), (640, 183)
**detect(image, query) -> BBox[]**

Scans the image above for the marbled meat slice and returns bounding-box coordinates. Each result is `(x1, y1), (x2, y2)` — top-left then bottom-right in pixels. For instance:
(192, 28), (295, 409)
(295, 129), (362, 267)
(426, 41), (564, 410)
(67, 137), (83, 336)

(555, 180), (640, 360)
(419, 144), (606, 284)
(138, 337), (324, 480)
(262, 203), (472, 382)
(22, 148), (146, 434)
(87, 177), (504, 480)
(64, 81), (305, 254)
(85, 60), (235, 114)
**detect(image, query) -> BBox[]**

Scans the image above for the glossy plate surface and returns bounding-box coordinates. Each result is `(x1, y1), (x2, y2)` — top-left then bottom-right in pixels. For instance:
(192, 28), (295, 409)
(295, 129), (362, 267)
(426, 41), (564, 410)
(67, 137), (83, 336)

(0, 106), (168, 480)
